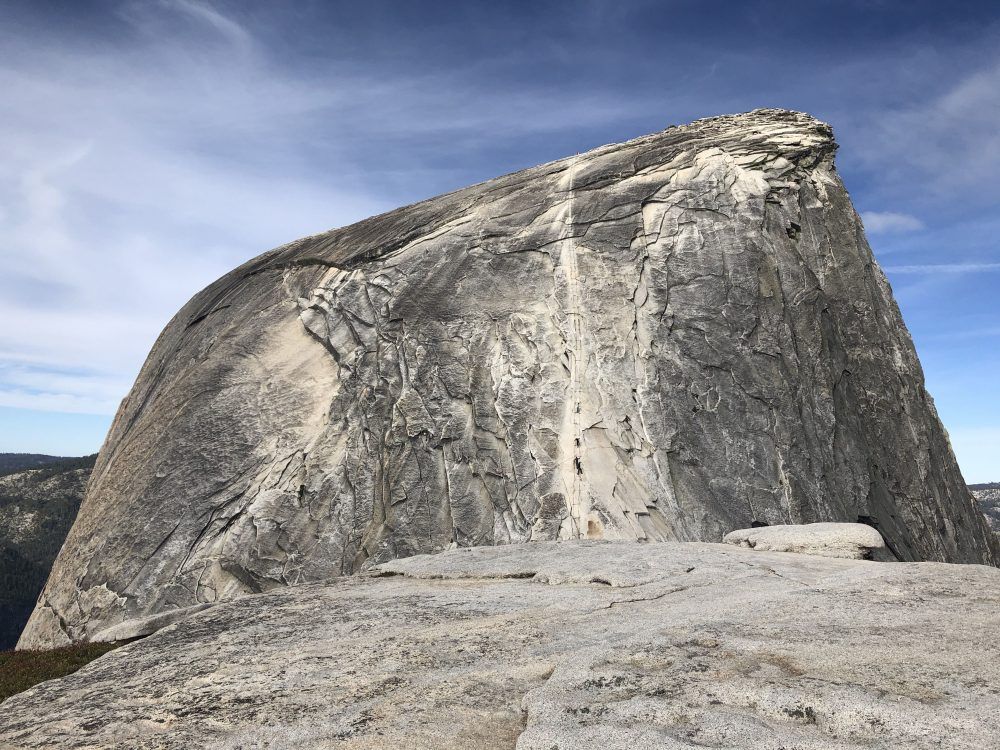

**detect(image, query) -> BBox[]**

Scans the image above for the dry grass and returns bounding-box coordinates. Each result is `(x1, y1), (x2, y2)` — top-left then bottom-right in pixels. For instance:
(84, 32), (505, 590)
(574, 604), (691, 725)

(0, 641), (122, 703)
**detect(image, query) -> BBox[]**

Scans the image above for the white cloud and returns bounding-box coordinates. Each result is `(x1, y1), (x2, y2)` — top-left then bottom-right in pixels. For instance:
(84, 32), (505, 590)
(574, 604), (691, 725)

(0, 3), (391, 416)
(861, 211), (924, 234)
(163, 0), (254, 51)
(851, 57), (1000, 205)
(0, 1), (666, 420)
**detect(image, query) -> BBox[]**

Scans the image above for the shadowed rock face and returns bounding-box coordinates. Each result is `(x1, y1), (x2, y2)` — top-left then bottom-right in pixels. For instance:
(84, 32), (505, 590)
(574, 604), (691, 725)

(19, 109), (998, 648)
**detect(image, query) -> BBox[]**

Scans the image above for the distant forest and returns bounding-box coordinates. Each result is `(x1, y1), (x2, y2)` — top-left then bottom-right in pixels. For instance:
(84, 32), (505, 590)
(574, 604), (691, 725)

(0, 454), (69, 475)
(0, 454), (96, 480)
(0, 455), (97, 649)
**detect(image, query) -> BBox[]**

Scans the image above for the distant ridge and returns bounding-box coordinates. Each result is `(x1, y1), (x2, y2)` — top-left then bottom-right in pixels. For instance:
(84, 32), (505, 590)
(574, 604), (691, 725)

(0, 454), (68, 476)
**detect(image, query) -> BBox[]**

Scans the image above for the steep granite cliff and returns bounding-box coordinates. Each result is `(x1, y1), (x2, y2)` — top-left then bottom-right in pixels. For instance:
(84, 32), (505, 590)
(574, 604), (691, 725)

(20, 109), (998, 648)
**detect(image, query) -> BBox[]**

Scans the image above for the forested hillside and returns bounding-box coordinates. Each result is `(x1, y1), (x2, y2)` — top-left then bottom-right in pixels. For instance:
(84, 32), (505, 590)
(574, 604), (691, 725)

(0, 454), (67, 474)
(0, 456), (96, 649)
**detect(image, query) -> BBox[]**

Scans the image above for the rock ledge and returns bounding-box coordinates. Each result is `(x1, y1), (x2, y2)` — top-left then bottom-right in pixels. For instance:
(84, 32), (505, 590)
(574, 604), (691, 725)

(723, 521), (887, 559)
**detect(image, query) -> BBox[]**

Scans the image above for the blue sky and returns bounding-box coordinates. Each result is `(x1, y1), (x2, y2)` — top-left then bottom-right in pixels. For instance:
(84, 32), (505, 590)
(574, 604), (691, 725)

(0, 0), (998, 480)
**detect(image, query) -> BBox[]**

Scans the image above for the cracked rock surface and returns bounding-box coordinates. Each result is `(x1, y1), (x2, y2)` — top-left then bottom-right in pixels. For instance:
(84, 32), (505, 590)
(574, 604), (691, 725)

(19, 108), (998, 649)
(2, 542), (999, 749)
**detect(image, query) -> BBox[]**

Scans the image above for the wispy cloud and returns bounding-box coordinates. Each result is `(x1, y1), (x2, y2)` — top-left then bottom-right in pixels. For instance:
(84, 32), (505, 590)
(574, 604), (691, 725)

(849, 55), (1000, 210)
(0, 2), (372, 413)
(0, 0), (661, 417)
(884, 263), (1000, 274)
(861, 211), (924, 234)
(162, 0), (253, 51)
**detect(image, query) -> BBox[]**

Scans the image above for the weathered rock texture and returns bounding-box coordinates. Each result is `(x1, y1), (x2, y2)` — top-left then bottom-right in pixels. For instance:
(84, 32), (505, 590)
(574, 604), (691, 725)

(3, 542), (1000, 749)
(971, 485), (1000, 534)
(20, 109), (998, 649)
(723, 522), (887, 559)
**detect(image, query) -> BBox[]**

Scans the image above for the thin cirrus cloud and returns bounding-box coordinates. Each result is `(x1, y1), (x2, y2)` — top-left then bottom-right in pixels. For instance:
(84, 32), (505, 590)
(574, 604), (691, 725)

(0, 3), (384, 418)
(0, 0), (652, 420)
(843, 53), (1000, 211)
(861, 211), (925, 234)
(885, 262), (1000, 274)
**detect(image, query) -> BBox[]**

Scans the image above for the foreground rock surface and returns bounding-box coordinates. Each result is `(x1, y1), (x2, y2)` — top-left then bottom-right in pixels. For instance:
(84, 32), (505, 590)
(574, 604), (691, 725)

(22, 109), (998, 649)
(723, 522), (887, 559)
(3, 542), (999, 749)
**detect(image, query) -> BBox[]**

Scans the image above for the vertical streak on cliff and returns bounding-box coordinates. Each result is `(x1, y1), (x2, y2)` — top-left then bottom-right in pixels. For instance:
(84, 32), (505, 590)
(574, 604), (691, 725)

(22, 111), (999, 650)
(556, 155), (589, 539)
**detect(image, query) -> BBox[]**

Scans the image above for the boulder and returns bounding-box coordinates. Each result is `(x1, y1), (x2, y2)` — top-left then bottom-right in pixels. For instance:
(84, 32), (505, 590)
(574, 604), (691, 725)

(723, 522), (887, 559)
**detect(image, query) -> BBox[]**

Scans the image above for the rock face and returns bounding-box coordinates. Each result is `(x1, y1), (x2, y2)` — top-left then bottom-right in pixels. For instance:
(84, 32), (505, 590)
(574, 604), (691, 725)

(0, 456), (94, 649)
(2, 542), (999, 748)
(20, 109), (999, 649)
(723, 522), (887, 559)
(971, 485), (1000, 534)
